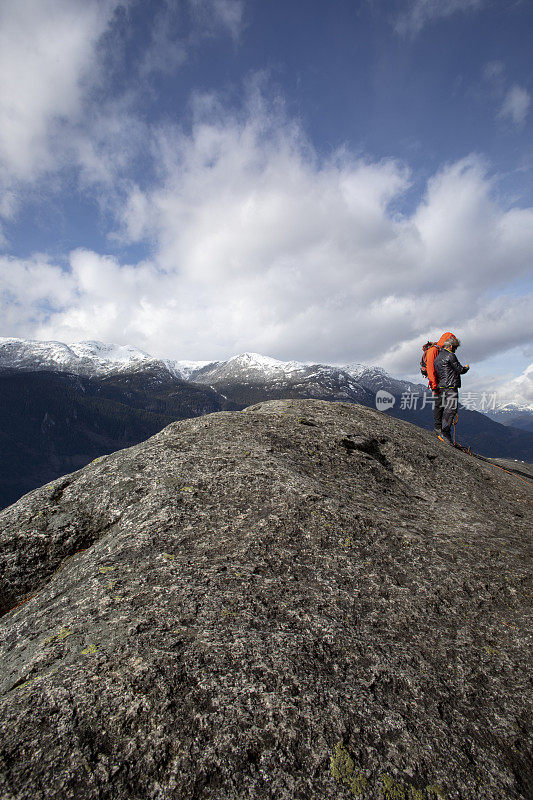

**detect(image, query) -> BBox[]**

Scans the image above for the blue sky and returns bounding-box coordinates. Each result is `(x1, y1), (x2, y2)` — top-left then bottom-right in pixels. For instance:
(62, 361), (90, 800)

(0, 0), (532, 403)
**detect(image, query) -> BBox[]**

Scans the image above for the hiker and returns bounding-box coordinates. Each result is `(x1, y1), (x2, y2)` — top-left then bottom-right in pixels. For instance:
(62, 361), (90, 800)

(422, 331), (457, 434)
(433, 335), (470, 444)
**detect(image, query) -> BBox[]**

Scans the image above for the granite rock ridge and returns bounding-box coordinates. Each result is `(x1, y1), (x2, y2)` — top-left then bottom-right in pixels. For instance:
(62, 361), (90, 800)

(0, 399), (531, 800)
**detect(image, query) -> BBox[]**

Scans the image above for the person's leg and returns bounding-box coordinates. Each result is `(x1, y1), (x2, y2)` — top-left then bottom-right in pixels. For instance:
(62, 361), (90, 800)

(441, 389), (458, 440)
(433, 391), (443, 432)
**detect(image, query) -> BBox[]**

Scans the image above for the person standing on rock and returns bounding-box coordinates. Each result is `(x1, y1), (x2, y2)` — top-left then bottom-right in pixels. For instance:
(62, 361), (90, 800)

(424, 331), (457, 435)
(433, 335), (470, 445)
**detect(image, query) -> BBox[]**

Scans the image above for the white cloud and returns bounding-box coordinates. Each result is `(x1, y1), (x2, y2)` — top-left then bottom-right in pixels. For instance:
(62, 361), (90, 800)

(0, 0), (120, 183)
(482, 63), (530, 131)
(188, 0), (245, 41)
(385, 294), (533, 376)
(394, 0), (484, 36)
(499, 85), (531, 127)
(74, 105), (150, 206)
(0, 253), (76, 333)
(140, 0), (244, 79)
(0, 0), (248, 236)
(483, 61), (505, 83)
(503, 362), (533, 405)
(469, 361), (533, 407)
(1, 98), (529, 377)
(139, 1), (188, 79)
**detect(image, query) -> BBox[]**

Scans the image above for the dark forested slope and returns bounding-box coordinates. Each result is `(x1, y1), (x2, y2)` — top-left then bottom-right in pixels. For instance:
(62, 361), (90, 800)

(0, 370), (226, 509)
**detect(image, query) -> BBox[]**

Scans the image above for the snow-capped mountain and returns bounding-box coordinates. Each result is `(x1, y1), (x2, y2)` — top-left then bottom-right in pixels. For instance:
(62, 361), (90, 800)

(486, 402), (533, 416)
(166, 359), (213, 380)
(484, 403), (533, 433)
(0, 340), (391, 397)
(189, 352), (307, 383)
(0, 340), (385, 405)
(342, 363), (423, 395)
(186, 352), (377, 406)
(0, 337), (211, 381)
(185, 352), (429, 409)
(0, 337), (155, 377)
(2, 338), (531, 419)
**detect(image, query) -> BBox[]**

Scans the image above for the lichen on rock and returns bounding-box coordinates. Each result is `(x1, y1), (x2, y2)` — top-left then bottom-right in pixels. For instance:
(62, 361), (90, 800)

(330, 741), (368, 795)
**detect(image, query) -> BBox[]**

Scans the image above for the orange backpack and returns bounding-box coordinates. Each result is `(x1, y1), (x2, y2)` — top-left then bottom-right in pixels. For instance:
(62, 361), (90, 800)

(420, 342), (440, 378)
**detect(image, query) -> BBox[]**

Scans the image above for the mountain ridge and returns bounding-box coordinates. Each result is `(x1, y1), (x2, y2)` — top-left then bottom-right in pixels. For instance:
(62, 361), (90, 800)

(3, 337), (531, 413)
(1, 338), (532, 513)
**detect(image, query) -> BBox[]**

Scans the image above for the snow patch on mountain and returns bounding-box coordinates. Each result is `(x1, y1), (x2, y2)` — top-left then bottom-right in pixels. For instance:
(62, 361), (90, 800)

(484, 402), (533, 432)
(0, 337), (223, 384)
(226, 352), (308, 376)
(342, 362), (376, 379)
(1, 337), (78, 369)
(489, 401), (533, 414)
(0, 337), (155, 377)
(343, 363), (425, 396)
(166, 360), (214, 380)
(185, 353), (378, 407)
(189, 352), (329, 386)
(69, 341), (151, 364)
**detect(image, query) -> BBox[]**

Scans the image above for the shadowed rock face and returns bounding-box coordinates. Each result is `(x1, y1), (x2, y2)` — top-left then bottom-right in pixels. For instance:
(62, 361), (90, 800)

(0, 399), (531, 800)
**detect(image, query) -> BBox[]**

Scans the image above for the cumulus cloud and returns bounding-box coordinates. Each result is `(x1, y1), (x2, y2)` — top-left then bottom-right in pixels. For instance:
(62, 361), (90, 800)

(2, 96), (529, 379)
(467, 360), (533, 407)
(0, 0), (246, 233)
(499, 85), (531, 127)
(0, 253), (76, 333)
(385, 294), (533, 376)
(394, 0), (484, 37)
(0, 0), (120, 183)
(502, 362), (533, 404)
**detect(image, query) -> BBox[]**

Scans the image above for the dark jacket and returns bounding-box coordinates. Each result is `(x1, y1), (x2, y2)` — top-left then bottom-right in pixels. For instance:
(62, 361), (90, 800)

(434, 348), (469, 389)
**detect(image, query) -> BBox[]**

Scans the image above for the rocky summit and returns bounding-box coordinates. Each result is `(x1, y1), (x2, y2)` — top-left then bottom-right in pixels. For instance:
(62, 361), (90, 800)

(0, 399), (531, 800)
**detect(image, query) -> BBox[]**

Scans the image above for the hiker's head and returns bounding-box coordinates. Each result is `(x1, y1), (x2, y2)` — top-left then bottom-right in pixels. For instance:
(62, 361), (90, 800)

(443, 335), (460, 351)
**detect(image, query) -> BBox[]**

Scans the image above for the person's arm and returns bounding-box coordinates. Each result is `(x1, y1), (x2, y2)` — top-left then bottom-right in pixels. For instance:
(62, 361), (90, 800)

(450, 352), (469, 374)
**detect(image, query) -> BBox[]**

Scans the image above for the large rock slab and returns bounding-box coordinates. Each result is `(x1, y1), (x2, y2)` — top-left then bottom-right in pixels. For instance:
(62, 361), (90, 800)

(0, 399), (531, 799)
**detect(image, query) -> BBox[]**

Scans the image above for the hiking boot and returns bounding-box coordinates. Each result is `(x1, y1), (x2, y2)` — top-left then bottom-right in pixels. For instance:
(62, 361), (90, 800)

(438, 429), (453, 445)
(434, 428), (442, 437)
